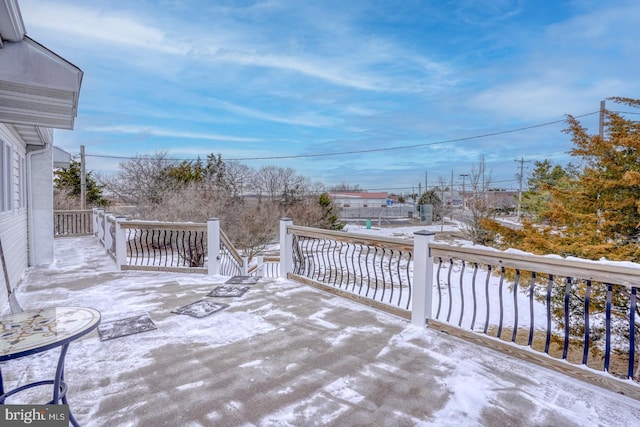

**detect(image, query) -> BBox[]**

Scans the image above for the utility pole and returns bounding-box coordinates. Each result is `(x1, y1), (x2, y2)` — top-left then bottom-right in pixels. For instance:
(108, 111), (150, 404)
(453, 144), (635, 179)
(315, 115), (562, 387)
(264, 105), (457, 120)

(424, 171), (428, 192)
(450, 170), (454, 220)
(599, 100), (605, 138)
(515, 157), (530, 220)
(80, 145), (86, 210)
(459, 174), (468, 210)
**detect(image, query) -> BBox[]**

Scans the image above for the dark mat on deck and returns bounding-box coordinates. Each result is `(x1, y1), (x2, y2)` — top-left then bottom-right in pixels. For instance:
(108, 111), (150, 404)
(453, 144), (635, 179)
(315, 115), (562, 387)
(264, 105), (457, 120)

(172, 300), (229, 318)
(98, 314), (157, 341)
(207, 285), (250, 298)
(225, 275), (260, 285)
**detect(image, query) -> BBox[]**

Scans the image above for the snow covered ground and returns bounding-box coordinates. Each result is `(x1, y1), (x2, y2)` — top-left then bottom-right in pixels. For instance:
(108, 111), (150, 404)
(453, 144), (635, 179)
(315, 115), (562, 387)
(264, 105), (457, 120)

(2, 230), (640, 426)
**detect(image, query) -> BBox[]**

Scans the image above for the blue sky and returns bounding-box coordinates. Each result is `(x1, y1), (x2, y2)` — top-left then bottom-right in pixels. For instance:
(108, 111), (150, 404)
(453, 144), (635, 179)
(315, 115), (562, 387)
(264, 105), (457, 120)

(19, 0), (640, 193)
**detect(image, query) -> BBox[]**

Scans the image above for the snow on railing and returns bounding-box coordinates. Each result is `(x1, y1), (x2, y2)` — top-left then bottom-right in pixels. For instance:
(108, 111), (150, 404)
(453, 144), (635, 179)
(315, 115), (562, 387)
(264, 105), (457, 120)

(427, 242), (640, 384)
(279, 219), (640, 397)
(248, 255), (280, 277)
(53, 210), (94, 236)
(283, 222), (414, 319)
(91, 211), (250, 275)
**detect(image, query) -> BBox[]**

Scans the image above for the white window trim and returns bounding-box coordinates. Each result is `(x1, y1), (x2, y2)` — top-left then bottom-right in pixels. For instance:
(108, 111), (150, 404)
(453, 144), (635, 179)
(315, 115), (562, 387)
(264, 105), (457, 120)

(1, 139), (15, 213)
(19, 155), (26, 209)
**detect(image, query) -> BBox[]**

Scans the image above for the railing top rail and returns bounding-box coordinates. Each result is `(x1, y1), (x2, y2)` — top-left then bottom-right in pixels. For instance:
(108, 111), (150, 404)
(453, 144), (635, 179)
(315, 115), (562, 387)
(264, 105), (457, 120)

(54, 209), (94, 214)
(287, 225), (414, 252)
(220, 228), (244, 265)
(429, 241), (640, 287)
(119, 220), (207, 231)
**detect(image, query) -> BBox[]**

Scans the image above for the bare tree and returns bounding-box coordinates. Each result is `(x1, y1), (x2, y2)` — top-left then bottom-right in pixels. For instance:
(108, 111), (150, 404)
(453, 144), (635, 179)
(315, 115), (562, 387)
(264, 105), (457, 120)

(462, 156), (495, 245)
(250, 165), (312, 205)
(97, 152), (175, 217)
(329, 183), (362, 192)
(222, 160), (254, 199)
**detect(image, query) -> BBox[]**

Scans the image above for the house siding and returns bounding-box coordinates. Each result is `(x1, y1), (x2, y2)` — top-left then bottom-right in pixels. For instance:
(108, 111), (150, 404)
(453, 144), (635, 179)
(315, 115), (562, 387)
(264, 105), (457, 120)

(0, 123), (28, 310)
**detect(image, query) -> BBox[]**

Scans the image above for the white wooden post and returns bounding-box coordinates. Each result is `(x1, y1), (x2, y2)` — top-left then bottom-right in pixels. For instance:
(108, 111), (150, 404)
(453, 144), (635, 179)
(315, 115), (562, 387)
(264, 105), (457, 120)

(101, 211), (111, 246)
(96, 208), (105, 243)
(115, 216), (127, 271)
(92, 208), (98, 236)
(207, 218), (220, 275)
(412, 231), (435, 327)
(279, 218), (293, 279)
(104, 214), (113, 254)
(256, 254), (264, 276)
(241, 254), (248, 275)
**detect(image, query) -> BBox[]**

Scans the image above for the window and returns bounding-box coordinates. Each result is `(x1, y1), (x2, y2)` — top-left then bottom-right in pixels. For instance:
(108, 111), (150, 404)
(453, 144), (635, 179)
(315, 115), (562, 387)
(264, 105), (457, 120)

(1, 139), (14, 212)
(19, 156), (26, 209)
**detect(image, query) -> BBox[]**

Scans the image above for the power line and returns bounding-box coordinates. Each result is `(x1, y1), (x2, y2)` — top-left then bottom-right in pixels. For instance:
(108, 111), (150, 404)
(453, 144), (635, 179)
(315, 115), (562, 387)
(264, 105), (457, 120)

(84, 111), (599, 162)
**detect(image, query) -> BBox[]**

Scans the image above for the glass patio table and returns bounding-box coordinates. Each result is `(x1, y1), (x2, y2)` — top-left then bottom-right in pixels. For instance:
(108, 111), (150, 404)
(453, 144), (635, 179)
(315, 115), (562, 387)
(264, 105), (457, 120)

(0, 307), (101, 426)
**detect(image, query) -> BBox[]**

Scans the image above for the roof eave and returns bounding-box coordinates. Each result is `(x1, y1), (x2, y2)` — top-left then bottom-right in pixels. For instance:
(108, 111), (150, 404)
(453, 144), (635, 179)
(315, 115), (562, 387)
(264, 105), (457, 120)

(0, 0), (26, 44)
(0, 36), (83, 130)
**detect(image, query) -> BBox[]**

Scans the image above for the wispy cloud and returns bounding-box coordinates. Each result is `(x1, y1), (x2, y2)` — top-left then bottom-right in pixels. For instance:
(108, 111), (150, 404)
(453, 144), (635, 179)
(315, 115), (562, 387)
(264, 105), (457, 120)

(86, 125), (262, 143)
(210, 99), (338, 128)
(18, 0), (640, 190)
(21, 0), (453, 93)
(21, 0), (187, 54)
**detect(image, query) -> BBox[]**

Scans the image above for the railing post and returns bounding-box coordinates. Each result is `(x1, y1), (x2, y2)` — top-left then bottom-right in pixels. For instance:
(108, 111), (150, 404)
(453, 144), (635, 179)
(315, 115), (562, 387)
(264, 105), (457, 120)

(103, 212), (111, 246)
(412, 231), (435, 327)
(207, 218), (220, 275)
(241, 254), (248, 275)
(280, 218), (293, 279)
(104, 214), (113, 255)
(256, 254), (264, 276)
(96, 208), (104, 241)
(115, 216), (127, 271)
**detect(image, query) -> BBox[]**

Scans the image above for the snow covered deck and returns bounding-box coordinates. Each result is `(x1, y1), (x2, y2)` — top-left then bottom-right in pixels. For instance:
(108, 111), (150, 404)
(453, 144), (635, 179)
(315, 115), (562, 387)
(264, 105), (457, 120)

(4, 236), (640, 426)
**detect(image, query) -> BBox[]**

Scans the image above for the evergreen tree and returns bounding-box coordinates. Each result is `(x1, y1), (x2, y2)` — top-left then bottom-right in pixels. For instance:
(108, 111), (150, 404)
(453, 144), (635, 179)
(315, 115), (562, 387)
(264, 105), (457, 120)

(54, 160), (108, 207)
(318, 193), (345, 231)
(520, 160), (569, 221)
(417, 190), (442, 221)
(485, 97), (640, 262)
(481, 98), (640, 353)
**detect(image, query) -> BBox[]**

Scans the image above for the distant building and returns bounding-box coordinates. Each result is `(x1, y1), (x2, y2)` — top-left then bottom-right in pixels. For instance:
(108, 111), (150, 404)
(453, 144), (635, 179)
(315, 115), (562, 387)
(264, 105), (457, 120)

(328, 192), (388, 208)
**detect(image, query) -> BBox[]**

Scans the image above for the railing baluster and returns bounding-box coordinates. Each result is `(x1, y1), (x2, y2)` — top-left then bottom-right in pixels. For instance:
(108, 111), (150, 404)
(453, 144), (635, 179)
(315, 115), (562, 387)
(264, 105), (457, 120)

(483, 265), (492, 334)
(545, 274), (553, 354)
(379, 248), (387, 303)
(470, 263), (478, 330)
(582, 280), (592, 365)
(168, 230), (174, 267)
(320, 239), (329, 283)
(497, 266), (505, 339)
(152, 229), (158, 266)
(350, 244), (358, 292)
(310, 238), (320, 281)
(345, 242), (353, 289)
(337, 240), (345, 286)
(512, 269), (520, 343)
(446, 259), (453, 323)
(628, 286), (637, 380)
(528, 272), (536, 346)
(436, 257), (443, 319)
(364, 246), (371, 297)
(372, 247), (380, 300)
(562, 277), (572, 360)
(388, 249), (395, 304)
(356, 245), (364, 294)
(405, 252), (412, 311)
(458, 260), (465, 327)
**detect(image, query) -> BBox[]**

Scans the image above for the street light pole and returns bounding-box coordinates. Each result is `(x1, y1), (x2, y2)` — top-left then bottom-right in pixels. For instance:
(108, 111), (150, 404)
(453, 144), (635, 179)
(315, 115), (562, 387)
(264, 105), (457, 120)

(459, 174), (468, 210)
